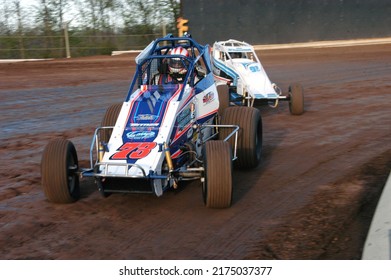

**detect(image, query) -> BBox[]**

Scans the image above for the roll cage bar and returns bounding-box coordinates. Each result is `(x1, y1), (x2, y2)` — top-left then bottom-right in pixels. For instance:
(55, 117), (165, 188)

(126, 34), (212, 101)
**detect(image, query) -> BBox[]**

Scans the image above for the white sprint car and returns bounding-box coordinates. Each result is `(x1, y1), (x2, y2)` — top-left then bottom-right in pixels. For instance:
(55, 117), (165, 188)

(212, 39), (304, 115)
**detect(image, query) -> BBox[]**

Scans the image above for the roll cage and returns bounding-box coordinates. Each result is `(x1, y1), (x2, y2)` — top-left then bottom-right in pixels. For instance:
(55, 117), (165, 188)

(213, 39), (259, 64)
(127, 34), (212, 102)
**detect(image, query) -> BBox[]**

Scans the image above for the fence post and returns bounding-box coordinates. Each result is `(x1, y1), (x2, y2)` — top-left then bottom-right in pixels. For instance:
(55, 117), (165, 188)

(18, 33), (25, 59)
(63, 22), (71, 58)
(162, 22), (166, 37)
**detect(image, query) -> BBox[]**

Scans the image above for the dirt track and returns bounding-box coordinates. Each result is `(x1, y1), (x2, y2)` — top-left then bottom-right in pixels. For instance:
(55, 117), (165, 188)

(0, 44), (390, 259)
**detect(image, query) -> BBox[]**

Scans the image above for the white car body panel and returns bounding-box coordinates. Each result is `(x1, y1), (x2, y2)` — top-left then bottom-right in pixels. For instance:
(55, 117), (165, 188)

(212, 39), (280, 101)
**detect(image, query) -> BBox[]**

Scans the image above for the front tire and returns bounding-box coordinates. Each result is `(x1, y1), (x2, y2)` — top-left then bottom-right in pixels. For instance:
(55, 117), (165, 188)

(41, 138), (80, 203)
(202, 141), (232, 208)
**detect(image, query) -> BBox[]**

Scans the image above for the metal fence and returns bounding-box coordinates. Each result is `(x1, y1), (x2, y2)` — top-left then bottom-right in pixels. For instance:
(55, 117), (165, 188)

(0, 33), (162, 59)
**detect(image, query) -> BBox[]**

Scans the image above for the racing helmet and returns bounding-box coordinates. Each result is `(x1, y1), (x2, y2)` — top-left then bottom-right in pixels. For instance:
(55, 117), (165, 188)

(168, 46), (189, 75)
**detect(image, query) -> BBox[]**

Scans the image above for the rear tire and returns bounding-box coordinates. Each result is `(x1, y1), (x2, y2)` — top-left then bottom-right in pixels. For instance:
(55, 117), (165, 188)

(288, 83), (304, 115)
(41, 139), (80, 203)
(219, 106), (262, 169)
(217, 84), (230, 117)
(202, 141), (232, 208)
(101, 103), (122, 143)
(96, 103), (122, 197)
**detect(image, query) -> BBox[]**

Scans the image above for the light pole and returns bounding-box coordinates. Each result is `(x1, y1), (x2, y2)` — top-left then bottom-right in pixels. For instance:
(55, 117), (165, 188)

(63, 22), (71, 58)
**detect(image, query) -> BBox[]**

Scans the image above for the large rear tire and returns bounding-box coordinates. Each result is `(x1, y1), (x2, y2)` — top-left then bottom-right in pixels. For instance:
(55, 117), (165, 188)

(202, 141), (232, 208)
(97, 103), (122, 197)
(217, 84), (230, 117)
(219, 106), (262, 169)
(100, 103), (122, 143)
(288, 83), (304, 115)
(41, 138), (80, 203)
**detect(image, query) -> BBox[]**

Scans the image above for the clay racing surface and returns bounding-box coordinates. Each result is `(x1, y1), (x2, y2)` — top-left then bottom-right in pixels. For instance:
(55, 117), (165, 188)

(0, 44), (390, 259)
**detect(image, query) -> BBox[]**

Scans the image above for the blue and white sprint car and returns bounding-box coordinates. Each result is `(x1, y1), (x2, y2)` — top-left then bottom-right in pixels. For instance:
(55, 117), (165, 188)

(41, 34), (262, 208)
(212, 39), (304, 115)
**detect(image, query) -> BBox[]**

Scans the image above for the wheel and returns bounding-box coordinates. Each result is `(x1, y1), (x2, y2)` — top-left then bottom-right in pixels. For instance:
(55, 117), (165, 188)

(96, 103), (122, 197)
(202, 141), (232, 208)
(41, 138), (80, 203)
(100, 103), (122, 143)
(288, 83), (304, 115)
(219, 106), (262, 169)
(217, 84), (230, 116)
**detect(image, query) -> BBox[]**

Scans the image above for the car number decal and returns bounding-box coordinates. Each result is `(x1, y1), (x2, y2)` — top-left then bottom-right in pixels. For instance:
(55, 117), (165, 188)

(249, 65), (260, 72)
(110, 142), (157, 160)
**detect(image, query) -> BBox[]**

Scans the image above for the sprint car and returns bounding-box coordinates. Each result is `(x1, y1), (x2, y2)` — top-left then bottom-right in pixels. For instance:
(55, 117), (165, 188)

(212, 39), (304, 114)
(41, 34), (262, 208)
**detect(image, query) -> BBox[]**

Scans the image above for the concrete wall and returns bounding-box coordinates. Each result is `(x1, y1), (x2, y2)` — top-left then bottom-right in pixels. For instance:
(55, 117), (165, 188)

(182, 0), (391, 45)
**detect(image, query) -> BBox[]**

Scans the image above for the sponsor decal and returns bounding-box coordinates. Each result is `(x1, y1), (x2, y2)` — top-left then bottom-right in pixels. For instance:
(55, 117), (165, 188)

(177, 107), (192, 130)
(227, 47), (252, 52)
(130, 123), (159, 127)
(202, 91), (215, 105)
(136, 114), (157, 121)
(126, 131), (156, 140)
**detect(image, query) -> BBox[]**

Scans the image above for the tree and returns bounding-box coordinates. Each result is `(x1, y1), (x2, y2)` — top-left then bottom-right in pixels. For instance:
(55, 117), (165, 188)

(0, 0), (12, 35)
(0, 0), (182, 58)
(55, 0), (68, 31)
(14, 0), (25, 58)
(33, 0), (56, 57)
(121, 0), (179, 34)
(75, 0), (119, 33)
(159, 0), (180, 34)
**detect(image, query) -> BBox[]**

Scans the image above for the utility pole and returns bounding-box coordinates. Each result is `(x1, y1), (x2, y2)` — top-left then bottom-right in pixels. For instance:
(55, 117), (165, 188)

(63, 22), (71, 58)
